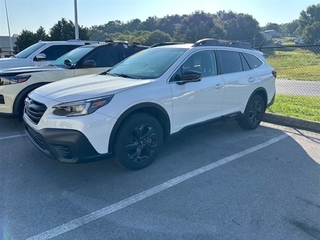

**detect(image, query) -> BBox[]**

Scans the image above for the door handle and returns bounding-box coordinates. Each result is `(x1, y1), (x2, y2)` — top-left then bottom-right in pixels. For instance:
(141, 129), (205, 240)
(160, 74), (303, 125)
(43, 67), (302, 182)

(248, 77), (255, 83)
(214, 84), (223, 89)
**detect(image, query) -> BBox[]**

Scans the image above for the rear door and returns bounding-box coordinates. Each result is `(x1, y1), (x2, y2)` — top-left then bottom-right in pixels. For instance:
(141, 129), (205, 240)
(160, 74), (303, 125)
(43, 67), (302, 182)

(217, 49), (259, 115)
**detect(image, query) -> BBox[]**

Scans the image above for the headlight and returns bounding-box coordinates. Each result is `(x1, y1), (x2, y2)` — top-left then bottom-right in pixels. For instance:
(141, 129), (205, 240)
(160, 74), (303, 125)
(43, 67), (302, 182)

(0, 75), (31, 85)
(53, 95), (114, 117)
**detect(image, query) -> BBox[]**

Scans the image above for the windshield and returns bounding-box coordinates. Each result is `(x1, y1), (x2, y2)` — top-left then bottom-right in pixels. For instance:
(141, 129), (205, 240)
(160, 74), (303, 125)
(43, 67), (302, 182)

(108, 47), (187, 79)
(15, 42), (46, 58)
(52, 46), (95, 67)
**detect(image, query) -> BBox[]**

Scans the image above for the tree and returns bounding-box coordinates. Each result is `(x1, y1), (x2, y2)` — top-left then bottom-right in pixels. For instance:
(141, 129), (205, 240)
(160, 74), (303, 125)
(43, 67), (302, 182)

(177, 11), (225, 42)
(49, 18), (90, 40)
(144, 30), (172, 45)
(89, 27), (110, 41)
(125, 19), (142, 32)
(216, 11), (262, 46)
(262, 22), (281, 32)
(298, 4), (320, 44)
(299, 4), (320, 29)
(301, 22), (320, 44)
(281, 20), (299, 37)
(14, 30), (37, 52)
(157, 14), (182, 36)
(35, 26), (49, 41)
(142, 16), (159, 31)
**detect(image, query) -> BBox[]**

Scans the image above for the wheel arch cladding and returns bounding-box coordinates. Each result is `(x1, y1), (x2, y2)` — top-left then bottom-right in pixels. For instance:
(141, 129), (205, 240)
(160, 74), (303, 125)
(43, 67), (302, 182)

(249, 87), (267, 111)
(108, 102), (171, 153)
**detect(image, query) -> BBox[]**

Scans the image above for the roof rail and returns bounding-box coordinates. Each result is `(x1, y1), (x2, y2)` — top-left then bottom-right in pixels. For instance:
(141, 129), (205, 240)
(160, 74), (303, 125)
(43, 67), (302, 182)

(151, 42), (184, 48)
(105, 40), (129, 45)
(193, 38), (253, 50)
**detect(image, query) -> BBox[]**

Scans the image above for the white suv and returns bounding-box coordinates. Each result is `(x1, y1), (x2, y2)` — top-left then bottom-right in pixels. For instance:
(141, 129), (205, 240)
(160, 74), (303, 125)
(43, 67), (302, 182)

(0, 40), (98, 70)
(24, 38), (276, 170)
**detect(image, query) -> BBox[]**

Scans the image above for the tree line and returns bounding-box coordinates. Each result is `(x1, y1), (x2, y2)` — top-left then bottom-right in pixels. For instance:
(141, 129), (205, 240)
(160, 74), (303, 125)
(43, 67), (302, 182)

(14, 4), (320, 53)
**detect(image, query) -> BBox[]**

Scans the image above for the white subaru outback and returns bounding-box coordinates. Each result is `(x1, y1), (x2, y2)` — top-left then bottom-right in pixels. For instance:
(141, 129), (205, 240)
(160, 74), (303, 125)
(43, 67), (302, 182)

(23, 38), (276, 170)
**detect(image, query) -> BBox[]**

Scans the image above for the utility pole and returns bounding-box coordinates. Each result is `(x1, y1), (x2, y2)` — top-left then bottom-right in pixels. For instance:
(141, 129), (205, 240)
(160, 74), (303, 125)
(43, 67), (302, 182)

(74, 0), (79, 40)
(4, 0), (13, 55)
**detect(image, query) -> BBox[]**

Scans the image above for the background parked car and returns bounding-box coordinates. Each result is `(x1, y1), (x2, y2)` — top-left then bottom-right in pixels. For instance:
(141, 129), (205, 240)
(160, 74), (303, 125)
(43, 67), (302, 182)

(0, 41), (148, 118)
(0, 40), (99, 70)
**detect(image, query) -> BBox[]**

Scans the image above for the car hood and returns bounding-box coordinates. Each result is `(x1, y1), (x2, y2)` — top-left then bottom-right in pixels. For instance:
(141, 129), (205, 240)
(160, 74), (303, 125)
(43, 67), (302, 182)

(34, 74), (152, 103)
(0, 57), (29, 70)
(0, 65), (62, 76)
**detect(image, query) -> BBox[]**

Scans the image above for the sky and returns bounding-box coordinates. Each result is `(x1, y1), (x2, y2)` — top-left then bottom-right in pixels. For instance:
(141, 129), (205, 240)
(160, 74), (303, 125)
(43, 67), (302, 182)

(1, 0), (319, 36)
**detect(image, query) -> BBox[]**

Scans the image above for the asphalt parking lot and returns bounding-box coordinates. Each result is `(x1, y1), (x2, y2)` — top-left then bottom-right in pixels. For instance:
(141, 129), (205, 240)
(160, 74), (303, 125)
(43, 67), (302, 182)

(1, 117), (320, 240)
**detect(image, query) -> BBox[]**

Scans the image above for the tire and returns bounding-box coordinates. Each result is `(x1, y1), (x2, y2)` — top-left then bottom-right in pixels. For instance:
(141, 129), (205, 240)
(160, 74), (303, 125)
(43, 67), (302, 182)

(114, 113), (163, 170)
(237, 95), (265, 130)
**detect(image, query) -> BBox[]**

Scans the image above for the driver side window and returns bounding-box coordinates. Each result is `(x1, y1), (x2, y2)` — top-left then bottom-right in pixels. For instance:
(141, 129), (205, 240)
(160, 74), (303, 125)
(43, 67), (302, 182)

(170, 51), (217, 82)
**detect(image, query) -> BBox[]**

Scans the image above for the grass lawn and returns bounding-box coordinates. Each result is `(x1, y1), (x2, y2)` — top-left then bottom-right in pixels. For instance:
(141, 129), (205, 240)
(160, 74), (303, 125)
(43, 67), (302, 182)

(261, 44), (320, 123)
(266, 94), (320, 122)
(266, 49), (320, 81)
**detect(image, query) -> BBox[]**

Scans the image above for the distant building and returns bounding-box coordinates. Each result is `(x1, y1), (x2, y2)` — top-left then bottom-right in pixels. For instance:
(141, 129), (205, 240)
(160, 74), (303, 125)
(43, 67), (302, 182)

(0, 35), (17, 58)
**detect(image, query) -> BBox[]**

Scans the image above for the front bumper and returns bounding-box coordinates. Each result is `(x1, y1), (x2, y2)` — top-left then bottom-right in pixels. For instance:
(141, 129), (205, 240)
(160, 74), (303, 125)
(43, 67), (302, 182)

(25, 123), (111, 163)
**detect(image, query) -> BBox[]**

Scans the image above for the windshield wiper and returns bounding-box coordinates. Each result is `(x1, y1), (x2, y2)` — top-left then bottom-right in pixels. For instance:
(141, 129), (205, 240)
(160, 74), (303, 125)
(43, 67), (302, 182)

(100, 72), (137, 79)
(114, 73), (136, 79)
(99, 71), (112, 76)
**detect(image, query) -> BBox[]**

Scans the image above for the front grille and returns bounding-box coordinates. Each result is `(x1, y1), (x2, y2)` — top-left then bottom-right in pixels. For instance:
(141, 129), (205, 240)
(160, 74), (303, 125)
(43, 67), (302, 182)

(24, 97), (47, 125)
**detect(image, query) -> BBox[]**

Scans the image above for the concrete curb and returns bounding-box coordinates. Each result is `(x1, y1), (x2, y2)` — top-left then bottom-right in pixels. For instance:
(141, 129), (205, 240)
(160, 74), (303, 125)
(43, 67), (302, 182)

(262, 113), (320, 133)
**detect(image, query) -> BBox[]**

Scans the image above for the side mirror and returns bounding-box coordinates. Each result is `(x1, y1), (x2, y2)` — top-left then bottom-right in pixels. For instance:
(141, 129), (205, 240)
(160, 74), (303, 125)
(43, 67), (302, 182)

(35, 53), (46, 61)
(64, 59), (73, 67)
(82, 60), (96, 68)
(176, 70), (202, 85)
(182, 70), (202, 81)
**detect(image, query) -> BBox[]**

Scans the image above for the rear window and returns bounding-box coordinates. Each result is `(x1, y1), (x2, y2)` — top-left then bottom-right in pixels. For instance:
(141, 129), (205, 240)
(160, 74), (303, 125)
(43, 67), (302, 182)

(243, 53), (262, 69)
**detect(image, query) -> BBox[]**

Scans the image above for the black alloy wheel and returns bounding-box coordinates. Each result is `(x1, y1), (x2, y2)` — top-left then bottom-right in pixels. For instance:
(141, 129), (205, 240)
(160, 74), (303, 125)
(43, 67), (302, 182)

(237, 94), (265, 130)
(114, 113), (163, 170)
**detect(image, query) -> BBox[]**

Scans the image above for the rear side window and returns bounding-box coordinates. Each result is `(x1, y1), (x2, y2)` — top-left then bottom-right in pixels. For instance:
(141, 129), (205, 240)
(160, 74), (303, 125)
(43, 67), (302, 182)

(243, 53), (262, 69)
(83, 47), (120, 67)
(124, 46), (147, 58)
(218, 50), (242, 74)
(240, 54), (250, 71)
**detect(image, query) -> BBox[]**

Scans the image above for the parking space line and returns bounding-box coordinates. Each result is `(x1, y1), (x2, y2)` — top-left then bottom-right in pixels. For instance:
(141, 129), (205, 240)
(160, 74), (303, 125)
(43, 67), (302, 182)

(26, 133), (288, 240)
(0, 134), (26, 140)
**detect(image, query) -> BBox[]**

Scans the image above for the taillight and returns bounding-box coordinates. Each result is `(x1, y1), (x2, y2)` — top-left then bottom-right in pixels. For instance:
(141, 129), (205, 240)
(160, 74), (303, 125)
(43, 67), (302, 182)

(272, 70), (277, 78)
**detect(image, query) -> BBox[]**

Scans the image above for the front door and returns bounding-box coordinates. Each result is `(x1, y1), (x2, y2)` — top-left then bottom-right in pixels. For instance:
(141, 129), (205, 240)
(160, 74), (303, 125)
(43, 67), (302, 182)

(169, 50), (225, 132)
